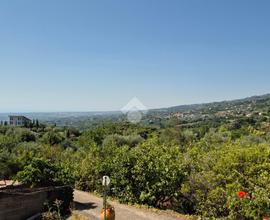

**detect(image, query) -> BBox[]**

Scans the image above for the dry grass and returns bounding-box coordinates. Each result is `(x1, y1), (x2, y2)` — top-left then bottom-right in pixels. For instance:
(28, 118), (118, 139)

(69, 212), (94, 220)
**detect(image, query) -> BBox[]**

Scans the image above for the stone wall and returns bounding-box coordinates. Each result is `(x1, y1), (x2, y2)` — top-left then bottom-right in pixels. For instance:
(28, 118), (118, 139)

(0, 186), (73, 220)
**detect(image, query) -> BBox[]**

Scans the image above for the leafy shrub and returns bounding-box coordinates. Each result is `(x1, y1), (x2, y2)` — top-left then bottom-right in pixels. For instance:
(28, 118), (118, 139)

(102, 134), (144, 148)
(42, 131), (64, 145)
(19, 129), (36, 142)
(181, 142), (270, 218)
(130, 137), (186, 208)
(77, 137), (186, 210)
(0, 149), (20, 180)
(15, 158), (74, 187)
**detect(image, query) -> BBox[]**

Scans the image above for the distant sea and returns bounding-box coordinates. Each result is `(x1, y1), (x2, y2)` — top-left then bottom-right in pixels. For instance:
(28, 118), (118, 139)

(0, 111), (120, 122)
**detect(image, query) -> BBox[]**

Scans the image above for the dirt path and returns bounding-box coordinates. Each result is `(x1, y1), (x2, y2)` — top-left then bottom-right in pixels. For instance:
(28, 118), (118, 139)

(72, 190), (191, 220)
(0, 180), (17, 188)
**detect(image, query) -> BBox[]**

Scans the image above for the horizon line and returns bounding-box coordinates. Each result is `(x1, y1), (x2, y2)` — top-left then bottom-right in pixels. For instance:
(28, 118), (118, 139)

(0, 92), (269, 114)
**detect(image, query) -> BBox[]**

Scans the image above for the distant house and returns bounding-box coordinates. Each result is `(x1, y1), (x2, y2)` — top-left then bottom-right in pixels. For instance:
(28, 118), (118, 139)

(9, 115), (31, 126)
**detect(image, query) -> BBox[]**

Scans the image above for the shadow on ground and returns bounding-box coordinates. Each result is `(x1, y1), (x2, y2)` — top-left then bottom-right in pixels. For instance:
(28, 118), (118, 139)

(73, 201), (98, 211)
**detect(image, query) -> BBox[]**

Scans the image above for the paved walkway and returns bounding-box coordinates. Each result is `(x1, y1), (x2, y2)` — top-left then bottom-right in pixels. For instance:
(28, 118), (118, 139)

(72, 190), (191, 220)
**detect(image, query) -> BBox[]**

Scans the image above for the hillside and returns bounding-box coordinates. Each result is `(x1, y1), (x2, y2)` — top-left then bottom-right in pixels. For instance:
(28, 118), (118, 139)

(159, 93), (270, 113)
(1, 94), (269, 129)
(145, 94), (270, 128)
(1, 93), (270, 219)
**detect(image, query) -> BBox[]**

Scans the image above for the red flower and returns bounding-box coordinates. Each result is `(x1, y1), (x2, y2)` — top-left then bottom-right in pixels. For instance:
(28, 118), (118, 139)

(237, 191), (247, 198)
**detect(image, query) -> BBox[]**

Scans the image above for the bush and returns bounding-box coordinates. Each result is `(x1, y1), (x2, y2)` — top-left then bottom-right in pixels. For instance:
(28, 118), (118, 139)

(181, 142), (270, 218)
(0, 150), (20, 180)
(102, 134), (144, 148)
(42, 131), (64, 145)
(77, 137), (186, 210)
(15, 158), (74, 187)
(17, 129), (36, 142)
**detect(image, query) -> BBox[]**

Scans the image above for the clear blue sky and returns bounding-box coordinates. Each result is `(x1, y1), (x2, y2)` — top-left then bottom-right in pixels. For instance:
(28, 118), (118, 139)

(0, 0), (269, 112)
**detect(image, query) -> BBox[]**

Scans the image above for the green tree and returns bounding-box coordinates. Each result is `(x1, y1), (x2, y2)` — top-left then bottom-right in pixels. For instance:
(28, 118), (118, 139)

(15, 158), (74, 187)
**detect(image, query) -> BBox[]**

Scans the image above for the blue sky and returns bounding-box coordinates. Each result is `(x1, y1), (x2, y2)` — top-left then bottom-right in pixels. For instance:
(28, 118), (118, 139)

(0, 0), (269, 112)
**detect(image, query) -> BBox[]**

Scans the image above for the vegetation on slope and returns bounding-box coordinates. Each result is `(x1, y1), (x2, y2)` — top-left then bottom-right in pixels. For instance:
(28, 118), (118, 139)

(1, 95), (270, 219)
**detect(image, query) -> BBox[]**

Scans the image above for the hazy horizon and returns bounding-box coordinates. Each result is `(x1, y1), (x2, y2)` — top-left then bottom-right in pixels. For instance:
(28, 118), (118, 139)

(0, 92), (269, 114)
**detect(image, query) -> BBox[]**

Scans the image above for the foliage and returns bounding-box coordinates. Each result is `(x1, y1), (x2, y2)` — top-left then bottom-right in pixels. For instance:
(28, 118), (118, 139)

(15, 158), (74, 187)
(102, 134), (144, 148)
(42, 200), (63, 220)
(42, 131), (64, 145)
(0, 150), (19, 181)
(181, 142), (270, 218)
(0, 97), (270, 219)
